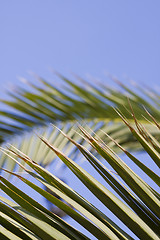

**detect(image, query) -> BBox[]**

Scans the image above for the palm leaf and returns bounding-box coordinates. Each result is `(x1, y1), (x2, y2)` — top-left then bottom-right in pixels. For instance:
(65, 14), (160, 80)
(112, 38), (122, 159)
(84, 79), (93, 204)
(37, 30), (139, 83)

(0, 110), (159, 239)
(0, 75), (160, 174)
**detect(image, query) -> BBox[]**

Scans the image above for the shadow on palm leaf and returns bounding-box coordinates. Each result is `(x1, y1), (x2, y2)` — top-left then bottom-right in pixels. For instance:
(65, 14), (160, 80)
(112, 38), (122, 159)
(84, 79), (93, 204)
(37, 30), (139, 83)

(45, 178), (71, 219)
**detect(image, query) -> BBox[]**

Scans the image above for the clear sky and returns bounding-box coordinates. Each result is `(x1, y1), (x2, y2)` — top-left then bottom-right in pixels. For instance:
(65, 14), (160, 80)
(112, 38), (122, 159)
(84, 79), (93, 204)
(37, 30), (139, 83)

(0, 1), (160, 90)
(0, 1), (160, 239)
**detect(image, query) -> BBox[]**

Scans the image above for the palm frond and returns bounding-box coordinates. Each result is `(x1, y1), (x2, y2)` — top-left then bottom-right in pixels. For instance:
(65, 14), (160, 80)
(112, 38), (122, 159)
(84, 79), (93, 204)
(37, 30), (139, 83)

(0, 75), (160, 173)
(0, 111), (159, 239)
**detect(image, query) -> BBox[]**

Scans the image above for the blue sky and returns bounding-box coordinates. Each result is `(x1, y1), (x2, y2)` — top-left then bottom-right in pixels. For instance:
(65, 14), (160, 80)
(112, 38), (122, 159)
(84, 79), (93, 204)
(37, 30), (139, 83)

(0, 1), (160, 239)
(1, 1), (160, 91)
